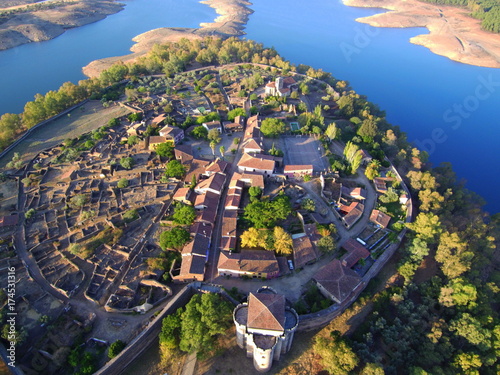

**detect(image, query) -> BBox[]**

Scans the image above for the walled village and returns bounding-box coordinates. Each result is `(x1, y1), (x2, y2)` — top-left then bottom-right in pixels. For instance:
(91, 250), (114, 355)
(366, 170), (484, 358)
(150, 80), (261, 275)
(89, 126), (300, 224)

(0, 63), (412, 374)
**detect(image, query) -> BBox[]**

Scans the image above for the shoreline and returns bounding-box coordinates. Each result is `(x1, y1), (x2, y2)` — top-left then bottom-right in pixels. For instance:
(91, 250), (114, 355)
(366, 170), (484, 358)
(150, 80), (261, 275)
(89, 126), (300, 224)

(82, 0), (253, 77)
(342, 0), (500, 69)
(0, 0), (125, 51)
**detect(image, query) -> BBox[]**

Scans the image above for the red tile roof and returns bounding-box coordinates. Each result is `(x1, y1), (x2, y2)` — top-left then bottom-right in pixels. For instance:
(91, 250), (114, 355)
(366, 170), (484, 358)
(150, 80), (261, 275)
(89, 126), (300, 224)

(293, 235), (318, 269)
(247, 292), (285, 332)
(341, 239), (370, 268)
(369, 209), (391, 228)
(313, 259), (361, 303)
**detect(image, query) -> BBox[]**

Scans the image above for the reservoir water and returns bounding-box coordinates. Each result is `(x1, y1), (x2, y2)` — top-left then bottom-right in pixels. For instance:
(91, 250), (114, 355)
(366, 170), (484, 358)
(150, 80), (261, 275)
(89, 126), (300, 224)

(1, 0), (498, 212)
(0, 0), (216, 114)
(244, 0), (500, 213)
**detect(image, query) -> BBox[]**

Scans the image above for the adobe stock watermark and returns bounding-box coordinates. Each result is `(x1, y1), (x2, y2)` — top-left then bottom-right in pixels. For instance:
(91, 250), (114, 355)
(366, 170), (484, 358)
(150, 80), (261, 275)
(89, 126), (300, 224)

(340, 24), (380, 63)
(414, 74), (500, 155)
(6, 266), (17, 368)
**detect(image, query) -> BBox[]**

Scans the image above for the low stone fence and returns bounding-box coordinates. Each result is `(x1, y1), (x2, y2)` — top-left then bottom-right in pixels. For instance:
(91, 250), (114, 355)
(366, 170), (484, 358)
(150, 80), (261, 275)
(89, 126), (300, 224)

(0, 99), (89, 162)
(94, 285), (195, 375)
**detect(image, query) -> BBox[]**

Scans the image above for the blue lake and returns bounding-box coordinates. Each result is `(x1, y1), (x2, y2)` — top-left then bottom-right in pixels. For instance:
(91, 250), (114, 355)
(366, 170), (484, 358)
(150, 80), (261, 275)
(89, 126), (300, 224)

(244, 0), (500, 212)
(0, 0), (498, 212)
(0, 0), (216, 114)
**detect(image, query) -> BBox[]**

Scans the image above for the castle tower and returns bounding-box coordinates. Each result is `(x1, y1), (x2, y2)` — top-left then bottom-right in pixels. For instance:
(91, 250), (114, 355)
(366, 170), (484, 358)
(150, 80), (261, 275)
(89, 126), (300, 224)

(233, 287), (298, 373)
(276, 77), (284, 90)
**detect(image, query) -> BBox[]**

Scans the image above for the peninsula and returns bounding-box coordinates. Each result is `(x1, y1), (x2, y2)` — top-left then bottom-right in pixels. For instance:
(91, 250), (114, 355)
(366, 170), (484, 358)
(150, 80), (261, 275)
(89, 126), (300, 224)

(82, 0), (253, 77)
(0, 0), (124, 51)
(343, 0), (500, 68)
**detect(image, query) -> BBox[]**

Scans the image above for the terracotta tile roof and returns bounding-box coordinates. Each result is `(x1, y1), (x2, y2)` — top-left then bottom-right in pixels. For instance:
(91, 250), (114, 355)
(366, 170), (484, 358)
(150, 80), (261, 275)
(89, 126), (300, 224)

(232, 172), (265, 189)
(181, 234), (210, 257)
(217, 250), (240, 270)
(148, 136), (167, 145)
(373, 178), (387, 193)
(242, 138), (263, 152)
(284, 165), (313, 173)
(282, 77), (296, 86)
(220, 236), (237, 251)
(240, 250), (279, 274)
(225, 193), (241, 209)
(196, 204), (218, 224)
(152, 114), (166, 124)
(205, 159), (229, 175)
(173, 187), (192, 203)
(175, 145), (194, 164)
(178, 254), (206, 278)
(341, 239), (370, 268)
(229, 178), (245, 190)
(304, 223), (321, 242)
(293, 235), (318, 269)
(238, 153), (275, 173)
(194, 191), (220, 209)
(159, 125), (183, 138)
(190, 222), (213, 238)
(247, 292), (285, 332)
(341, 202), (364, 228)
(221, 212), (237, 237)
(195, 172), (226, 194)
(341, 186), (367, 200)
(370, 209), (391, 228)
(185, 158), (211, 184)
(313, 259), (361, 303)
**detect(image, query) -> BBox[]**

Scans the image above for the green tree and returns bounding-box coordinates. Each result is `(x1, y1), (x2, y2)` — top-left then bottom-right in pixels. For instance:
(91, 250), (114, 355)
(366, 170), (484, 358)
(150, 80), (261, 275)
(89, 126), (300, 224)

(207, 128), (221, 143)
(260, 118), (286, 137)
(120, 157), (135, 170)
(172, 204), (196, 225)
(108, 340), (126, 359)
(117, 178), (129, 189)
(227, 108), (246, 121)
(159, 227), (190, 250)
(314, 331), (359, 375)
(159, 309), (182, 350)
(325, 122), (340, 141)
(365, 160), (380, 180)
(301, 198), (316, 212)
(155, 142), (174, 158)
(357, 117), (378, 143)
(379, 187), (399, 203)
(219, 145), (226, 158)
(69, 194), (88, 209)
(406, 212), (442, 244)
(435, 232), (473, 279)
(191, 125), (208, 139)
(177, 293), (233, 354)
(123, 209), (139, 223)
(128, 112), (143, 123)
(127, 135), (139, 146)
(248, 186), (262, 200)
(317, 235), (336, 254)
(164, 160), (186, 178)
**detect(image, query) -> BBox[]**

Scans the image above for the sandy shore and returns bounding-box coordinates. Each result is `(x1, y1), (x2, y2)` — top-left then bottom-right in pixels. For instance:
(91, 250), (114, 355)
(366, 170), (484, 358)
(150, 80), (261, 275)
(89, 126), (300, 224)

(0, 0), (124, 51)
(343, 0), (500, 68)
(82, 0), (253, 77)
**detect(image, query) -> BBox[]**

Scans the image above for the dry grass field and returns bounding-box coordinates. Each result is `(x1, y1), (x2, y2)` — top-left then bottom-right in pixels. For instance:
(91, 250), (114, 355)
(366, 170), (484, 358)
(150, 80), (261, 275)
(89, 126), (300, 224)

(0, 100), (130, 168)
